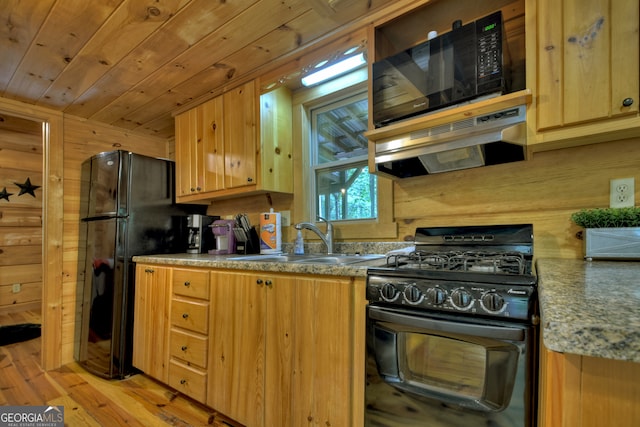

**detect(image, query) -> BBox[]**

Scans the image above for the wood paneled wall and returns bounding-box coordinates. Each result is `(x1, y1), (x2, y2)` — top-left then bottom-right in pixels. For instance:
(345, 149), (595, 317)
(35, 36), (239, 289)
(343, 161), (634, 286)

(61, 116), (169, 364)
(393, 137), (640, 260)
(4, 95), (640, 368)
(200, 134), (640, 262)
(0, 115), (43, 313)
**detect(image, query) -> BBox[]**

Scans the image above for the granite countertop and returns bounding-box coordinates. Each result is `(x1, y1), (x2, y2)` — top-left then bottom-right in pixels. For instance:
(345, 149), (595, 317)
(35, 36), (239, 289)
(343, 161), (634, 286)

(536, 258), (640, 363)
(133, 242), (411, 277)
(132, 252), (384, 277)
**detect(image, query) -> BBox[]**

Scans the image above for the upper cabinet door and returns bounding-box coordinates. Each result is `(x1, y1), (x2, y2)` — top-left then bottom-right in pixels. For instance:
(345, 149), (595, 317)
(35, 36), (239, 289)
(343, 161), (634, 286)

(536, 0), (639, 130)
(201, 96), (225, 192)
(223, 81), (257, 189)
(175, 108), (199, 198)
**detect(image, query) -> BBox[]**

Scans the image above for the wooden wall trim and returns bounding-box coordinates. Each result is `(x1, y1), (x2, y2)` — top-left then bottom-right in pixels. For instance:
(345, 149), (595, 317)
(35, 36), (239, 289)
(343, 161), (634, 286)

(0, 97), (64, 371)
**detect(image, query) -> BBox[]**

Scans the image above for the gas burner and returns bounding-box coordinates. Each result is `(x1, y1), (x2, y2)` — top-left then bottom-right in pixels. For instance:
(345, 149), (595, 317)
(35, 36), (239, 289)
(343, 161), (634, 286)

(368, 225), (536, 322)
(386, 250), (527, 275)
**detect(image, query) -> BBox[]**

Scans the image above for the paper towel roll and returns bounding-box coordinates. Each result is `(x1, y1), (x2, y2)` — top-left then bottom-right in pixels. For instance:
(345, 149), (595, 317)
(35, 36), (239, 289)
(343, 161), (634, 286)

(259, 208), (281, 254)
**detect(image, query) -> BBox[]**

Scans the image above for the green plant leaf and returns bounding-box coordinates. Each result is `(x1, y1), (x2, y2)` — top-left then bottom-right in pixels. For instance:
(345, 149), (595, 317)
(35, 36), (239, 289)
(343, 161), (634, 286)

(571, 207), (640, 228)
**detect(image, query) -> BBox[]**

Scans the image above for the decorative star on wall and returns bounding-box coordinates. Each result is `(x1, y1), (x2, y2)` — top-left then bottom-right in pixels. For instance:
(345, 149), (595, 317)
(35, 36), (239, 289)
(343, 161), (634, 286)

(0, 187), (13, 201)
(14, 177), (41, 198)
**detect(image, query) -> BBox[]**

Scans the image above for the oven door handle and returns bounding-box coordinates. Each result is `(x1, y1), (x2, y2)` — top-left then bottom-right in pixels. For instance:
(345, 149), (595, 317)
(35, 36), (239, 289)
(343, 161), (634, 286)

(367, 306), (526, 341)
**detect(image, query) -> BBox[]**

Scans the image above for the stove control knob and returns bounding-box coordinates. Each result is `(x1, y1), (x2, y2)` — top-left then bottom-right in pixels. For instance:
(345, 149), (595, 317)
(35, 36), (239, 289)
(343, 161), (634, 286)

(481, 291), (505, 313)
(403, 284), (423, 304)
(451, 289), (474, 310)
(380, 283), (400, 302)
(425, 287), (447, 305)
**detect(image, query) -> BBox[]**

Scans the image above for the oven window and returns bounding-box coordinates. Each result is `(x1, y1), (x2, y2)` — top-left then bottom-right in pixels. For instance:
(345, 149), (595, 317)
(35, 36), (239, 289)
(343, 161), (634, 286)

(372, 326), (521, 412)
(403, 333), (486, 399)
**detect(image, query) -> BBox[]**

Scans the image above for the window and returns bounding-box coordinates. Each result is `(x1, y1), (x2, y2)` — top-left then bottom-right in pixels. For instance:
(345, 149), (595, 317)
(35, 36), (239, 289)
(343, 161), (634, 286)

(310, 90), (377, 221)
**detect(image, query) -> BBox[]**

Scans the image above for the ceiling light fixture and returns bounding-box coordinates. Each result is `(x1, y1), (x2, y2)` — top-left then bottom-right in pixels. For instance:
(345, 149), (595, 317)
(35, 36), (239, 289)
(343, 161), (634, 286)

(301, 52), (366, 87)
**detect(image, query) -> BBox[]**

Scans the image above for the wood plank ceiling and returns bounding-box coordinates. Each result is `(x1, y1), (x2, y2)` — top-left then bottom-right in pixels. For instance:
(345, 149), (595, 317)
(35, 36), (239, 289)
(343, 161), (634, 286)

(0, 0), (403, 139)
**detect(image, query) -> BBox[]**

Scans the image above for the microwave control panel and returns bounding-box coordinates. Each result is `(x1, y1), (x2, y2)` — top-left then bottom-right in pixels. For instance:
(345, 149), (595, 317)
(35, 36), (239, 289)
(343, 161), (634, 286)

(476, 11), (504, 84)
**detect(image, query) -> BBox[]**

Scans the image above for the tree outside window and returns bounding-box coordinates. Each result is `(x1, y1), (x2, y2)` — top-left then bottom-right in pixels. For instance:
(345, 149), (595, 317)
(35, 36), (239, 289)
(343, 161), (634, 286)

(310, 91), (376, 221)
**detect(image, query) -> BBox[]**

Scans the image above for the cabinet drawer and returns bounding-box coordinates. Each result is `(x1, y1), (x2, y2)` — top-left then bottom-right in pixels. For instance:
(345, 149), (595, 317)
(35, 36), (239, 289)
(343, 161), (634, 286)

(170, 328), (208, 368)
(173, 268), (210, 300)
(169, 359), (207, 403)
(171, 299), (209, 334)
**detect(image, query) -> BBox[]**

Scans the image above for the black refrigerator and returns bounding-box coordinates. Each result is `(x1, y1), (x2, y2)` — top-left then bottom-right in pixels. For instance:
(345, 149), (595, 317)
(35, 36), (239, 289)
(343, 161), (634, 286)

(76, 150), (205, 379)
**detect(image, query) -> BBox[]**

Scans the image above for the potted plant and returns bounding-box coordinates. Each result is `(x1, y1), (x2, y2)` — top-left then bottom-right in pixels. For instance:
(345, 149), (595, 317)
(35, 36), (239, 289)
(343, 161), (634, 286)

(571, 207), (640, 259)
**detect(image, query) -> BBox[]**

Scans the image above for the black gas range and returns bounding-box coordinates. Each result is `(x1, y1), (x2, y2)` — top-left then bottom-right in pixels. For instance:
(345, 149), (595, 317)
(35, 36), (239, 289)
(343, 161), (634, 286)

(365, 225), (539, 427)
(366, 224), (538, 323)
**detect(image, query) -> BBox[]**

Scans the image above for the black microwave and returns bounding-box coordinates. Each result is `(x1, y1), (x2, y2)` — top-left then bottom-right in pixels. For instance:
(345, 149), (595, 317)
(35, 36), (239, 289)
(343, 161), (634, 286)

(372, 11), (518, 128)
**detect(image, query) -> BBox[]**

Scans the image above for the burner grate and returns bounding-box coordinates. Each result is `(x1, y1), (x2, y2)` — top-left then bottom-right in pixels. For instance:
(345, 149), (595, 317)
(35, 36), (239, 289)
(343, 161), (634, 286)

(386, 250), (527, 275)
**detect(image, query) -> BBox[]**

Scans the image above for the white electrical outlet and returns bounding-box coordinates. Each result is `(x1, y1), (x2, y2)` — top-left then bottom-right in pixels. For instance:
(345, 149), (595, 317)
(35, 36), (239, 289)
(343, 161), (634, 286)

(280, 210), (291, 227)
(12, 283), (21, 293)
(610, 178), (635, 208)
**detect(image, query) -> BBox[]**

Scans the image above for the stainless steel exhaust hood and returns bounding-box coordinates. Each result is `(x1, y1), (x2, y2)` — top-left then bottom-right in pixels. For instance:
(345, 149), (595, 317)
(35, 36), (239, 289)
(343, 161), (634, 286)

(371, 104), (527, 179)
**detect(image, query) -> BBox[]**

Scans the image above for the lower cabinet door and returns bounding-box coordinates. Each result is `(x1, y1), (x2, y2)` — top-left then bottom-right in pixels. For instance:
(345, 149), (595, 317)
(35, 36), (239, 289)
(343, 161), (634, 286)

(169, 359), (207, 403)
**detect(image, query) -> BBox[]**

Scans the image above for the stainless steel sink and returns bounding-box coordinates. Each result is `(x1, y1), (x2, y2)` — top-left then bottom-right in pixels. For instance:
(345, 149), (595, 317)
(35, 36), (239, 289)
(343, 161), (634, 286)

(226, 254), (317, 262)
(293, 254), (385, 265)
(226, 253), (385, 265)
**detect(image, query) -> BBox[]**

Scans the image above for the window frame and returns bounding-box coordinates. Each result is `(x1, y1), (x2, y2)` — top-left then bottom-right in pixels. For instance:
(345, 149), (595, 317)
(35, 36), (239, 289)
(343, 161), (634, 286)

(309, 89), (376, 222)
(291, 67), (397, 240)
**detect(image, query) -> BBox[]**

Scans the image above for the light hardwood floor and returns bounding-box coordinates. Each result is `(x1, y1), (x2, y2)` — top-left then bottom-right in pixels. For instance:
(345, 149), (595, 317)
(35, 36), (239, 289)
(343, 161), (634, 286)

(0, 310), (237, 426)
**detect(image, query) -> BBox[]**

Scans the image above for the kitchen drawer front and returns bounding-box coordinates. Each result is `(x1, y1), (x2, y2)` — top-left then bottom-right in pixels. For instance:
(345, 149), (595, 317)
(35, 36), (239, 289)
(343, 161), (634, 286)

(168, 359), (207, 403)
(173, 268), (210, 300)
(171, 299), (209, 334)
(170, 328), (208, 368)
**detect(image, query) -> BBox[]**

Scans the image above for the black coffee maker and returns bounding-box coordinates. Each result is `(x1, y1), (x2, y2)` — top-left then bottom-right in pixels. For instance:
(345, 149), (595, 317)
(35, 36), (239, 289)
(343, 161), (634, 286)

(186, 214), (219, 253)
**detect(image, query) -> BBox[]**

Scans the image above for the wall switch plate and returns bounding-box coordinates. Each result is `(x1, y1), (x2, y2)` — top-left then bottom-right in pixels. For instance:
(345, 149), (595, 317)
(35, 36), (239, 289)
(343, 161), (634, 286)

(610, 178), (635, 208)
(280, 210), (291, 227)
(12, 283), (21, 293)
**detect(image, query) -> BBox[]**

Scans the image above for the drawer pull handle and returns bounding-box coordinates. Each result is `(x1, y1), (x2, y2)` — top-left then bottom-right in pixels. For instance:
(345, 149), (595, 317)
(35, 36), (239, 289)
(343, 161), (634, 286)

(181, 345), (188, 351)
(256, 279), (263, 285)
(182, 313), (189, 319)
(145, 268), (154, 273)
(180, 379), (187, 385)
(265, 280), (273, 287)
(184, 281), (191, 287)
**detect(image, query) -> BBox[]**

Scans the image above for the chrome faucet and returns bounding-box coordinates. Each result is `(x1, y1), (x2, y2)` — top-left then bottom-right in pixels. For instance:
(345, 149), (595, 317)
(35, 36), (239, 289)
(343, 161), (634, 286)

(295, 216), (334, 255)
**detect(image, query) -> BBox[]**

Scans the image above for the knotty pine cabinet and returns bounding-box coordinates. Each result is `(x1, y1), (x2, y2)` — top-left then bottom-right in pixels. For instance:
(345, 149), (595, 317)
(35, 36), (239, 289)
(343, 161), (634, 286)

(538, 343), (640, 427)
(175, 82), (293, 203)
(133, 264), (366, 427)
(292, 275), (366, 427)
(369, 0), (640, 155)
(175, 96), (224, 198)
(132, 264), (171, 383)
(133, 265), (211, 403)
(530, 0), (640, 150)
(208, 270), (294, 427)
(207, 270), (365, 427)
(168, 268), (211, 403)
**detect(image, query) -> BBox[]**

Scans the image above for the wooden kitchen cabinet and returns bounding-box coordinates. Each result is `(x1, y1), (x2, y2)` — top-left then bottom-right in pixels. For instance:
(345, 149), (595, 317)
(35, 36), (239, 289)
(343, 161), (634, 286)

(168, 268), (210, 404)
(207, 270), (294, 427)
(207, 270), (365, 427)
(175, 81), (293, 203)
(132, 264), (171, 383)
(539, 343), (640, 427)
(134, 265), (365, 427)
(175, 96), (224, 199)
(292, 275), (366, 427)
(222, 81), (257, 190)
(530, 0), (640, 150)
